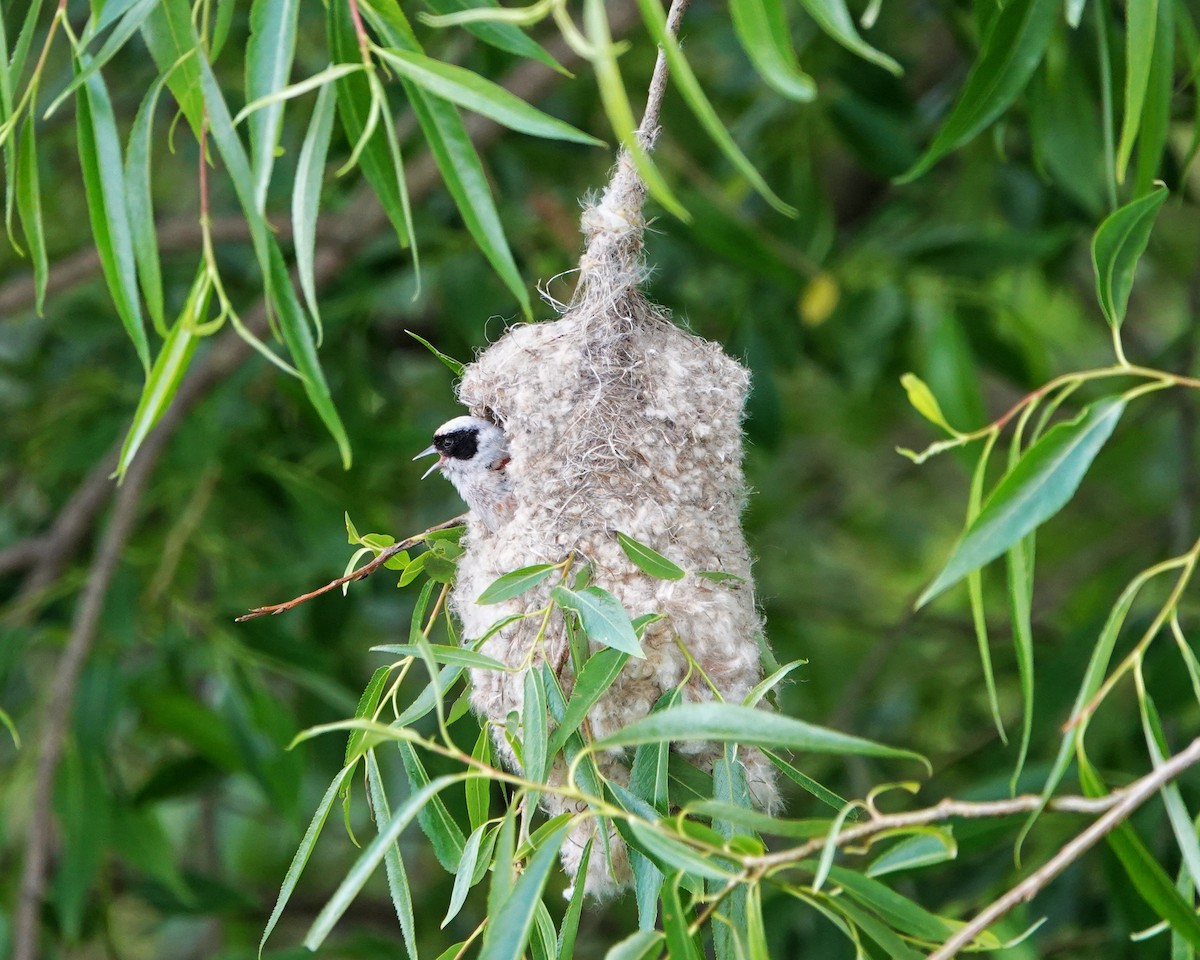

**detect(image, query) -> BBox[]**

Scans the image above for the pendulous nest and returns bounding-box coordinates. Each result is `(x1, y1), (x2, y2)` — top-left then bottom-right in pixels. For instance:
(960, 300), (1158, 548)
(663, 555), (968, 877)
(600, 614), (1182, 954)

(450, 142), (778, 894)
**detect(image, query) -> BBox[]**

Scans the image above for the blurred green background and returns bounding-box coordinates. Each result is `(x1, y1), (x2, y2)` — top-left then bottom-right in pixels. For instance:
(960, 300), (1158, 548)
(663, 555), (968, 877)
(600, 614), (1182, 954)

(3, 0), (1200, 956)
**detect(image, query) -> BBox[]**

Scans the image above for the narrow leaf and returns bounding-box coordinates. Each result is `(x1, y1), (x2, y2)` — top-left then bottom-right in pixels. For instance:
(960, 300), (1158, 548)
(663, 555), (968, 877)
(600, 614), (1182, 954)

(730, 0), (817, 102)
(292, 80), (336, 332)
(76, 58), (149, 371)
(124, 73), (171, 336)
(547, 648), (630, 757)
(14, 119), (47, 316)
(551, 586), (645, 658)
(246, 0), (300, 211)
(918, 397), (1126, 606)
(365, 753), (418, 960)
(116, 320), (198, 480)
(1091, 183), (1168, 329)
(797, 0), (902, 75)
(260, 764), (355, 956)
(1115, 0), (1158, 182)
(617, 532), (686, 580)
(478, 564), (557, 604)
(900, 0), (1058, 182)
(593, 703), (926, 768)
(304, 775), (461, 949)
(479, 819), (573, 960)
(661, 873), (702, 960)
(374, 47), (601, 146)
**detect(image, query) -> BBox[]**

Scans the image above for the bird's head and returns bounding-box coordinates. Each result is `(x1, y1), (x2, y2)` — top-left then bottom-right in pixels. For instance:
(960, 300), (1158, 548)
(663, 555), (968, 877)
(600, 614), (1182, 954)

(414, 415), (508, 481)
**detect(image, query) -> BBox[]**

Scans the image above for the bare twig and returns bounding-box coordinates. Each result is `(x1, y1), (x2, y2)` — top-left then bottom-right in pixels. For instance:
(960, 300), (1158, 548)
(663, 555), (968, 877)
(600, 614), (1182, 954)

(636, 0), (691, 139)
(928, 735), (1200, 959)
(235, 516), (466, 621)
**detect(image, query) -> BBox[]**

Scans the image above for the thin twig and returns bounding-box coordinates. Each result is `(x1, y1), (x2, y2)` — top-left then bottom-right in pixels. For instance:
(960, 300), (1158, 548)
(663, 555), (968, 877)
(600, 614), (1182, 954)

(928, 735), (1200, 959)
(636, 0), (690, 139)
(745, 791), (1119, 872)
(235, 516), (466, 621)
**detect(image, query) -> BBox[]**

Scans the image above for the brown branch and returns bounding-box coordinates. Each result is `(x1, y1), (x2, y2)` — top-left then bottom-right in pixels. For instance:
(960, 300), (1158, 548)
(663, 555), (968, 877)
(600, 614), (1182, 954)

(928, 735), (1200, 958)
(12, 434), (158, 960)
(235, 516), (466, 621)
(9, 8), (647, 957)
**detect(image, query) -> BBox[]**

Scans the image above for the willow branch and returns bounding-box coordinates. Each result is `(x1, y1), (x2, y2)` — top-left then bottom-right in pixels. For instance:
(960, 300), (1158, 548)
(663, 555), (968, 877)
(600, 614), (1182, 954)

(235, 516), (466, 621)
(636, 0), (690, 138)
(745, 792), (1118, 873)
(928, 735), (1200, 959)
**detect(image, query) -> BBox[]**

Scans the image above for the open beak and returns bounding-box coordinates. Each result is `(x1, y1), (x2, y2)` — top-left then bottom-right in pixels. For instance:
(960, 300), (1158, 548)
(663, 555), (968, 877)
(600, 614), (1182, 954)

(413, 445), (443, 479)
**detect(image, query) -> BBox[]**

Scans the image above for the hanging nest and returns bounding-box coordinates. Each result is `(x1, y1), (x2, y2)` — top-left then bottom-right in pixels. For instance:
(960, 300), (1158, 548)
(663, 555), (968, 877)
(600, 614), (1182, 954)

(451, 142), (778, 895)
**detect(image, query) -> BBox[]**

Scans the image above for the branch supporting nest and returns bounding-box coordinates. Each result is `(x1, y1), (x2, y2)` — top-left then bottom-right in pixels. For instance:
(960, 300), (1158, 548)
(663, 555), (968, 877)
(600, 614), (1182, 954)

(235, 516), (466, 621)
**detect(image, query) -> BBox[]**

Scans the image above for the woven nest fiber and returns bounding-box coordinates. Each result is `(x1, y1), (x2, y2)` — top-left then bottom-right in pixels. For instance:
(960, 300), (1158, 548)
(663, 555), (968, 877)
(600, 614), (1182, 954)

(450, 146), (778, 894)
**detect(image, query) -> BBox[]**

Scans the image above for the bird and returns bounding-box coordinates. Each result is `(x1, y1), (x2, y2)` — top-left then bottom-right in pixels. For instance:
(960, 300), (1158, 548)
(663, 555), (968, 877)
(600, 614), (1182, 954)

(414, 415), (515, 531)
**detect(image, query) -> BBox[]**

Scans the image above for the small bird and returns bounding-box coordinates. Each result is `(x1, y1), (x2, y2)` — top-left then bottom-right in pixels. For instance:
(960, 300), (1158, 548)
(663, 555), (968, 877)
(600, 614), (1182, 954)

(415, 416), (515, 531)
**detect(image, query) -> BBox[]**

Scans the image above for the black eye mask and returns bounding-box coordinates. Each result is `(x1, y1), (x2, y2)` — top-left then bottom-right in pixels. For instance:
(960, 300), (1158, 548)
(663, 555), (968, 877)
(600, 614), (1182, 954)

(434, 429), (479, 461)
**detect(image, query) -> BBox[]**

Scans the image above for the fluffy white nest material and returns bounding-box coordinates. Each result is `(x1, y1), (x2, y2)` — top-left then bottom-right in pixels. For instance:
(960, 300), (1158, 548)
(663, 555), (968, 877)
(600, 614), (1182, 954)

(451, 146), (777, 895)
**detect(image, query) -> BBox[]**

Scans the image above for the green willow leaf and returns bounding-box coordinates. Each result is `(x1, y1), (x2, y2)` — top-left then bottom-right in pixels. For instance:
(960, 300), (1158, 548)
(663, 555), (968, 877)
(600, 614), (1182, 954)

(304, 775), (461, 949)
(45, 0), (160, 118)
(75, 57), (150, 372)
(370, 644), (507, 671)
(918, 397), (1127, 606)
(443, 822), (488, 928)
(260, 763), (355, 956)
(867, 829), (957, 877)
(292, 79), (336, 333)
(372, 47), (601, 146)
(328, 0), (412, 250)
(466, 726), (492, 829)
(1115, 0), (1158, 182)
(1091, 183), (1168, 329)
(546, 648), (629, 757)
(479, 819), (573, 960)
(764, 749), (852, 813)
(365, 753), (418, 960)
(603, 931), (664, 960)
(15, 118), (47, 316)
(423, 0), (567, 73)
(523, 667), (549, 783)
(246, 0), (300, 211)
(125, 74), (169, 336)
(1133, 0), (1173, 196)
(797, 0), (901, 75)
(661, 873), (702, 960)
(478, 564), (557, 604)
(140, 0), (205, 137)
(594, 703), (926, 769)
(633, 0), (797, 216)
(557, 837), (592, 958)
(344, 666), (391, 765)
(116, 320), (198, 480)
(828, 865), (955, 941)
(551, 585), (645, 658)
(397, 741), (465, 871)
(729, 0), (817, 102)
(617, 532), (685, 580)
(899, 0), (1058, 182)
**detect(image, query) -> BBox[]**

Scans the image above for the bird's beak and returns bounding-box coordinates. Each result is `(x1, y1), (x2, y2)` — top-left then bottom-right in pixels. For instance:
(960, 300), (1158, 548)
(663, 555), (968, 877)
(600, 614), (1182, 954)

(413, 445), (443, 479)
